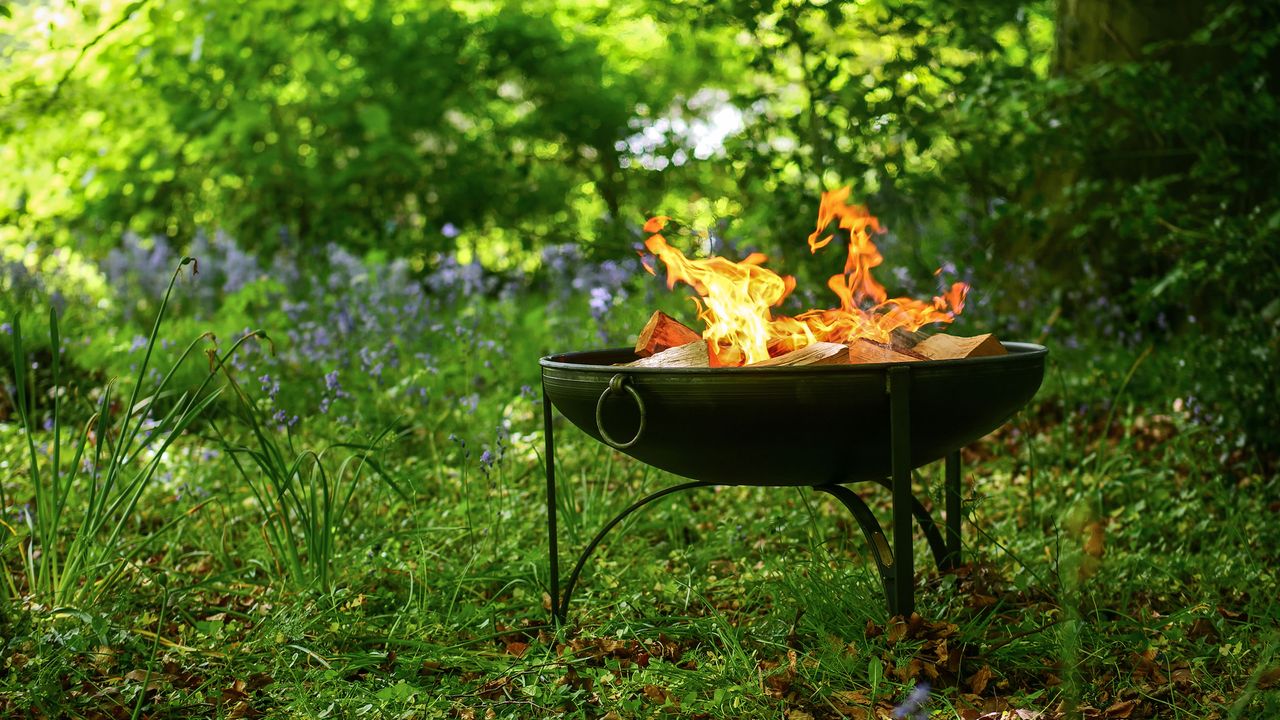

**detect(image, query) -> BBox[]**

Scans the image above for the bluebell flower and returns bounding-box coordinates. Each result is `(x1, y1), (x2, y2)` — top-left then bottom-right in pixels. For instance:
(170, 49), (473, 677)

(129, 335), (148, 353)
(589, 286), (612, 317)
(259, 374), (280, 399)
(892, 681), (930, 720)
(0, 323), (10, 335)
(442, 222), (460, 238)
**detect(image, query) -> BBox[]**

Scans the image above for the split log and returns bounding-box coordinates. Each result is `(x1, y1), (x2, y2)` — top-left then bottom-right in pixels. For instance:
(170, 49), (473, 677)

(914, 333), (1006, 360)
(634, 311), (702, 358)
(846, 338), (925, 364)
(623, 340), (710, 368)
(889, 327), (927, 351)
(748, 341), (850, 367)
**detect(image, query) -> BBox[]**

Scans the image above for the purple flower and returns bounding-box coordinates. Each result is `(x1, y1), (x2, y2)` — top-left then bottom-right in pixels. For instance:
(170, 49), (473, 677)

(129, 335), (148, 353)
(325, 370), (343, 394)
(480, 449), (494, 467)
(0, 323), (10, 335)
(259, 374), (280, 399)
(441, 223), (460, 238)
(588, 287), (612, 317)
(892, 682), (930, 720)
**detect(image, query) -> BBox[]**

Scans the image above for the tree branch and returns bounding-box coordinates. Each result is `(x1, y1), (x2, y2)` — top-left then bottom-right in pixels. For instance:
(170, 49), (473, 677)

(42, 0), (152, 112)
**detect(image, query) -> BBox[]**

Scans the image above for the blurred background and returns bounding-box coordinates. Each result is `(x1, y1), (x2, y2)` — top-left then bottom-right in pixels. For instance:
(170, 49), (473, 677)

(2, 0), (1278, 453)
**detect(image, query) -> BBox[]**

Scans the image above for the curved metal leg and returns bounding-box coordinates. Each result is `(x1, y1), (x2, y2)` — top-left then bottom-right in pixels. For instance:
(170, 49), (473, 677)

(869, 477), (950, 572)
(814, 484), (899, 613)
(557, 481), (713, 623)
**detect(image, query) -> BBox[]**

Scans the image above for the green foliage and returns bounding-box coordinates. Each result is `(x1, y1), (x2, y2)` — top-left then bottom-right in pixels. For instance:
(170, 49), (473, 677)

(214, 387), (403, 592)
(0, 0), (719, 256)
(3, 260), (233, 607)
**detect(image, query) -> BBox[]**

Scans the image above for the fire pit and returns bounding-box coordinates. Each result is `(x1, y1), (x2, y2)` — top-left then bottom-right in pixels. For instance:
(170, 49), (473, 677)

(541, 341), (1047, 622)
(541, 188), (1047, 621)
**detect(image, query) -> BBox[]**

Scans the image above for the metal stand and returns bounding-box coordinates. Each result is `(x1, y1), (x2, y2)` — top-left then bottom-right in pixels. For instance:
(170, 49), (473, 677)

(542, 368), (965, 624)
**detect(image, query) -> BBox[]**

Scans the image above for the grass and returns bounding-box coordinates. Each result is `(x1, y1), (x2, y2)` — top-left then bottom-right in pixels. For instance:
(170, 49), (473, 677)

(2, 272), (1278, 719)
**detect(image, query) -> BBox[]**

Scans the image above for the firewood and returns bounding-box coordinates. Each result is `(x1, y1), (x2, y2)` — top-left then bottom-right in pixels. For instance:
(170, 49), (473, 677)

(623, 340), (710, 368)
(846, 338), (924, 364)
(634, 311), (702, 358)
(914, 333), (1007, 360)
(748, 341), (850, 367)
(889, 327), (927, 351)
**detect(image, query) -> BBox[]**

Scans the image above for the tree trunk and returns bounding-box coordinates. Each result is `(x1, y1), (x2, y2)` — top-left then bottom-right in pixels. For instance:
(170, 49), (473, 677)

(1023, 0), (1219, 293)
(1054, 0), (1209, 74)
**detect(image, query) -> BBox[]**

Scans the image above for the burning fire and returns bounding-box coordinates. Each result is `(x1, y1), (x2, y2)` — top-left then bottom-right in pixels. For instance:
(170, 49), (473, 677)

(642, 188), (969, 366)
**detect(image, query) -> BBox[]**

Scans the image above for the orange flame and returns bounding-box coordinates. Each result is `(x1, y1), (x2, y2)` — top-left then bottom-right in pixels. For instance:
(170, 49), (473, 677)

(643, 189), (968, 366)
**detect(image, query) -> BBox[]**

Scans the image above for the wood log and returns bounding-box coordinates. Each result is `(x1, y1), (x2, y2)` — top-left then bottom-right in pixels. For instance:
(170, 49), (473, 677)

(889, 327), (927, 351)
(623, 340), (710, 368)
(748, 341), (850, 367)
(914, 333), (1007, 360)
(634, 310), (702, 358)
(846, 338), (924, 364)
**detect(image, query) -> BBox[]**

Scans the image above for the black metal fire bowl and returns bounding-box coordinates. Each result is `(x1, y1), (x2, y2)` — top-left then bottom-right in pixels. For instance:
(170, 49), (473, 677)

(540, 342), (1047, 486)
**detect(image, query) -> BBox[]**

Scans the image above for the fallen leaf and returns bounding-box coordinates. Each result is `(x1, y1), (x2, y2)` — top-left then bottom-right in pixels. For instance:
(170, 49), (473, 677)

(969, 665), (994, 695)
(642, 684), (668, 704)
(1258, 666), (1280, 689)
(1185, 617), (1216, 642)
(887, 617), (908, 644)
(504, 641), (528, 658)
(1104, 699), (1136, 718)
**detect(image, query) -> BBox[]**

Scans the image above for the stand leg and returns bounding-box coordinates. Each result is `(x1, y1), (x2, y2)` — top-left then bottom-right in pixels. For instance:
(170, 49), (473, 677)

(559, 481), (711, 622)
(543, 383), (561, 623)
(869, 477), (949, 572)
(945, 450), (962, 570)
(814, 484), (898, 613)
(888, 367), (915, 617)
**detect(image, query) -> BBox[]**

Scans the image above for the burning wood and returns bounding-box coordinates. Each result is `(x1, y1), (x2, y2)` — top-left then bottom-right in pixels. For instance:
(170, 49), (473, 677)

(624, 341), (710, 368)
(914, 333), (1007, 360)
(641, 188), (968, 367)
(634, 311), (702, 358)
(747, 341), (850, 367)
(846, 338), (924, 364)
(618, 330), (1006, 368)
(613, 189), (1017, 368)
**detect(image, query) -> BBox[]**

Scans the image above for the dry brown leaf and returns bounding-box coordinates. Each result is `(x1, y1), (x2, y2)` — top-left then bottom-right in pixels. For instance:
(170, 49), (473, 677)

(1104, 699), (1137, 718)
(642, 684), (669, 704)
(1188, 617), (1219, 642)
(504, 641), (528, 657)
(969, 665), (994, 695)
(887, 617), (908, 644)
(1258, 666), (1280, 689)
(785, 710), (815, 720)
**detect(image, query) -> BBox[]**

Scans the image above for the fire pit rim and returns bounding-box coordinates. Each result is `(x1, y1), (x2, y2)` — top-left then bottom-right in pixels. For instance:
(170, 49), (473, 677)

(541, 340), (1047, 372)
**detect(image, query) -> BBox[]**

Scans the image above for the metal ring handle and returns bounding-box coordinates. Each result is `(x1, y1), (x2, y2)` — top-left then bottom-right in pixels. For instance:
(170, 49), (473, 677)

(594, 374), (646, 449)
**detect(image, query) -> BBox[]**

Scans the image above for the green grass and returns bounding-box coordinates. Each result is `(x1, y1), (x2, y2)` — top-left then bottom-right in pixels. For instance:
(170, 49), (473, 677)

(2, 287), (1279, 719)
